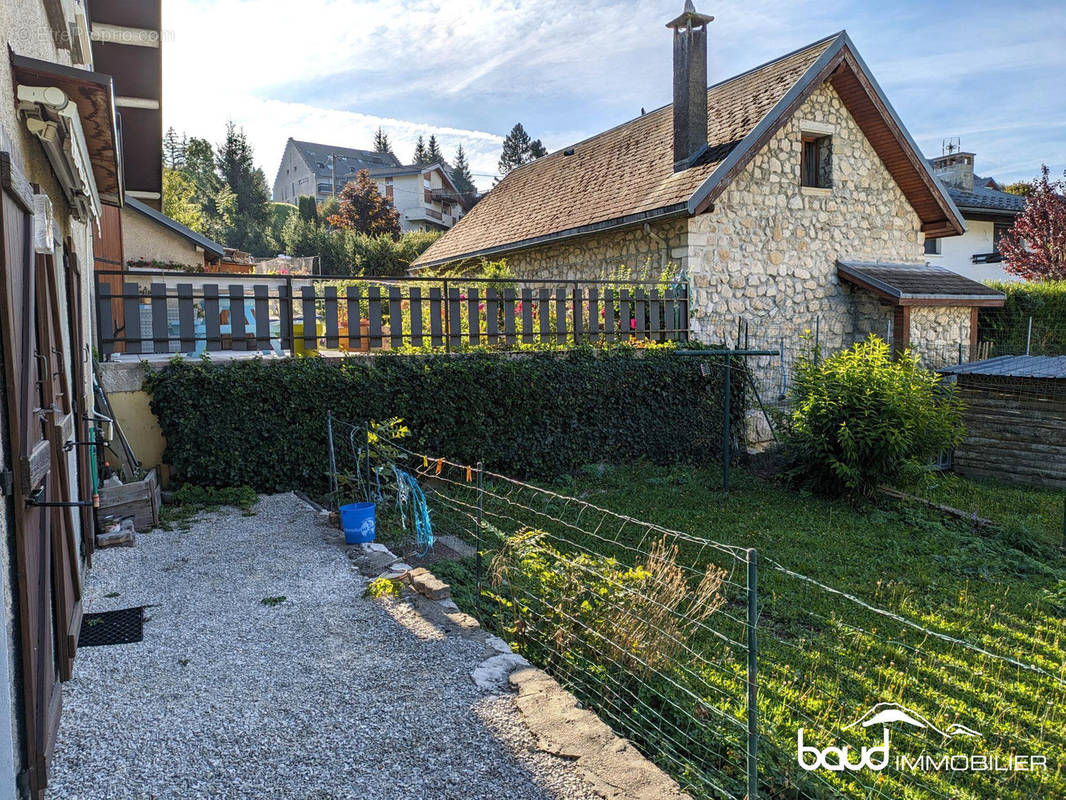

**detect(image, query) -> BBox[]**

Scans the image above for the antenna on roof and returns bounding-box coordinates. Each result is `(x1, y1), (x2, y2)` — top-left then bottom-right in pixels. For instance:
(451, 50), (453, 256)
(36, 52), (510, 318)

(942, 137), (961, 156)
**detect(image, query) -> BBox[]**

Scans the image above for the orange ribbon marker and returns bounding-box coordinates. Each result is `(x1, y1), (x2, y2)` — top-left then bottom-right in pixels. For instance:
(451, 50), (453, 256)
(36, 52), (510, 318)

(435, 458), (443, 475)
(466, 466), (473, 482)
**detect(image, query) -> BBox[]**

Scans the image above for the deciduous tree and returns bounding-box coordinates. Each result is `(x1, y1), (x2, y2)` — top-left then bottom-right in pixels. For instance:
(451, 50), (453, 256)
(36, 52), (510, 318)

(1000, 166), (1066, 281)
(327, 170), (401, 237)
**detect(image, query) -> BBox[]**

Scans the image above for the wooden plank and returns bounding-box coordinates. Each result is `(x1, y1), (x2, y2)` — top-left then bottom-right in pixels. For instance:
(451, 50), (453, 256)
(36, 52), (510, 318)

(486, 288), (500, 345)
(368, 286), (382, 348)
(410, 287), (423, 348)
(555, 288), (566, 344)
(278, 282), (293, 352)
(150, 282), (168, 354)
(389, 286), (403, 349)
(301, 285), (316, 350)
(468, 288), (480, 347)
(604, 288), (616, 343)
(229, 284), (247, 351)
(634, 288), (646, 341)
(97, 282), (114, 357)
(503, 288), (516, 346)
(203, 284), (220, 352)
(346, 286), (361, 351)
(429, 287), (443, 348)
(254, 285), (270, 350)
(572, 286), (583, 344)
(123, 282), (141, 354)
(649, 289), (661, 341)
(177, 283), (194, 353)
(324, 286), (339, 348)
(520, 288), (533, 344)
(588, 288), (599, 342)
(619, 289), (631, 339)
(538, 288), (550, 343)
(447, 287), (461, 349)
(664, 288), (676, 339)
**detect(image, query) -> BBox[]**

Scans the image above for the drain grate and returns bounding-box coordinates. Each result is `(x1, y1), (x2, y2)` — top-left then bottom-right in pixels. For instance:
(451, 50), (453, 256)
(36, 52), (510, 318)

(79, 607), (144, 647)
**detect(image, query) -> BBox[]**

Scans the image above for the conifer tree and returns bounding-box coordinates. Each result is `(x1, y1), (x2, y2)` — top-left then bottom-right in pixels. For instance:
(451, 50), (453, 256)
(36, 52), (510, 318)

(373, 127), (393, 155)
(451, 145), (477, 199)
(413, 136), (428, 165)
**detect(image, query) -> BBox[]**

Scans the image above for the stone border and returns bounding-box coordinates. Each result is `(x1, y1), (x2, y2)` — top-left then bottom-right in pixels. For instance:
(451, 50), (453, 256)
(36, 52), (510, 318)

(347, 540), (692, 800)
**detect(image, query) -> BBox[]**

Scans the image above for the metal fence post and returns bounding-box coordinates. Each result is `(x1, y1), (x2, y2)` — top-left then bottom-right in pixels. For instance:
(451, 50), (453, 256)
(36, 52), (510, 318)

(1026, 316), (1033, 355)
(746, 548), (759, 800)
(327, 410), (338, 511)
(475, 460), (484, 619)
(778, 338), (786, 400)
(722, 353), (732, 492)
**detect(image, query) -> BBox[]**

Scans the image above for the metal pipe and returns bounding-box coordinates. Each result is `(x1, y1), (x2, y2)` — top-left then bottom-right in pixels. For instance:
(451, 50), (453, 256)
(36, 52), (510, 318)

(722, 354), (732, 492)
(746, 548), (759, 800)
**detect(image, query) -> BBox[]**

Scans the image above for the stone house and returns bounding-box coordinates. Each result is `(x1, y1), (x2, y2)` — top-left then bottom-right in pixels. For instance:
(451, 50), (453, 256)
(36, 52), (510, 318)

(272, 138), (464, 232)
(413, 3), (1005, 366)
(924, 149), (1027, 284)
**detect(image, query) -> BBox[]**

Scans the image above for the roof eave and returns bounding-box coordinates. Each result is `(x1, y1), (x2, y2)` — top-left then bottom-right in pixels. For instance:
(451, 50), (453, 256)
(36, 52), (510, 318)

(412, 203), (689, 270)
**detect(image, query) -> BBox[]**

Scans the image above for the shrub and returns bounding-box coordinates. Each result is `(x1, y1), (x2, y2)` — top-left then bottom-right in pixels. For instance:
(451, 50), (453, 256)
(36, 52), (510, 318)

(785, 336), (964, 496)
(979, 280), (1066, 356)
(145, 348), (743, 493)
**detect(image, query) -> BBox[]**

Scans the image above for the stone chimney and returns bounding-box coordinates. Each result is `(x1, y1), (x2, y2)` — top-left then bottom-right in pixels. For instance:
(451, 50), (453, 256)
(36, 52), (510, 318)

(667, 1), (714, 172)
(931, 151), (975, 193)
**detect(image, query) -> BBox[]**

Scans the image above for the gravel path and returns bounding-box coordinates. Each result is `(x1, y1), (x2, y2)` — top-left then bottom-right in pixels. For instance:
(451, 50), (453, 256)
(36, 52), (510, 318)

(48, 494), (597, 800)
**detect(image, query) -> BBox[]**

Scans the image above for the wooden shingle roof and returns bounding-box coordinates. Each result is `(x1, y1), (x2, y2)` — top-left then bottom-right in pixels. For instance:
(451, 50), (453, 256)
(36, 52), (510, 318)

(414, 32), (964, 269)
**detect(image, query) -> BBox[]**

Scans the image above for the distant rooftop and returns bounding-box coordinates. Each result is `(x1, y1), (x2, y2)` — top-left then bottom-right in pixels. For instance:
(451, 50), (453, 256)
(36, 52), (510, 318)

(289, 139), (402, 181)
(944, 181), (1026, 216)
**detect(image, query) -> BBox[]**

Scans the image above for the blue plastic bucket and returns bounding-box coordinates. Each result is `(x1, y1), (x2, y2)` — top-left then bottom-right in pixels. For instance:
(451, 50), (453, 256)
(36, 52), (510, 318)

(340, 502), (376, 544)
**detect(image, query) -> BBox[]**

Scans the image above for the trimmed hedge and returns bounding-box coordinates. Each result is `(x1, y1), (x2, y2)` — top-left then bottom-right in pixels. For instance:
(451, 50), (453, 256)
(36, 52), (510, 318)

(980, 281), (1066, 356)
(146, 349), (743, 493)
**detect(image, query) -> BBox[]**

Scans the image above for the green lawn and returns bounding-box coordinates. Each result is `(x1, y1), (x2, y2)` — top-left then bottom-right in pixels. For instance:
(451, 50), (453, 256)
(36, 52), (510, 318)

(427, 465), (1066, 800)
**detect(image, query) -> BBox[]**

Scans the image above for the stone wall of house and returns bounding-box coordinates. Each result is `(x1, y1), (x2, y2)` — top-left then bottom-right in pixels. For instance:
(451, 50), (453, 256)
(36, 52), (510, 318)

(687, 81), (928, 355)
(910, 306), (971, 367)
(500, 217), (689, 284)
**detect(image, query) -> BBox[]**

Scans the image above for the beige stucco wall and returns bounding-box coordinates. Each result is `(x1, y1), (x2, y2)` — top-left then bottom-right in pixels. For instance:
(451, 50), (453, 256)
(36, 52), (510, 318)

(121, 206), (207, 269)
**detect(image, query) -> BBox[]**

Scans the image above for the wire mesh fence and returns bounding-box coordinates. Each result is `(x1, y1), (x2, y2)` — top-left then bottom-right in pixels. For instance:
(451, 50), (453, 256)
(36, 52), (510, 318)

(326, 417), (1066, 800)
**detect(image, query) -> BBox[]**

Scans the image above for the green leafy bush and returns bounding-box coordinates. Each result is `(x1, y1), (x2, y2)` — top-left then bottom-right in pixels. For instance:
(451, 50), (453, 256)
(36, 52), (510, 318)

(785, 336), (964, 496)
(979, 280), (1066, 356)
(145, 348), (742, 493)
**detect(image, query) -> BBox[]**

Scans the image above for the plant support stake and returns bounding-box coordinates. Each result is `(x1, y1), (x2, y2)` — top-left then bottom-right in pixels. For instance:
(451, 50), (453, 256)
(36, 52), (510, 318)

(722, 353), (731, 492)
(475, 460), (484, 620)
(747, 548), (758, 800)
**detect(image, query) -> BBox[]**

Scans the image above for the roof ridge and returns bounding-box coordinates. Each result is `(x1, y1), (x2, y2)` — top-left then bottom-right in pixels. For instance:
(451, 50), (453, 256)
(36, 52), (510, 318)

(498, 31), (846, 183)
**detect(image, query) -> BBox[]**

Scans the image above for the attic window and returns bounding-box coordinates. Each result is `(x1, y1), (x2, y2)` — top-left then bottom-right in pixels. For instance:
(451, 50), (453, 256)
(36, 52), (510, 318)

(801, 134), (832, 189)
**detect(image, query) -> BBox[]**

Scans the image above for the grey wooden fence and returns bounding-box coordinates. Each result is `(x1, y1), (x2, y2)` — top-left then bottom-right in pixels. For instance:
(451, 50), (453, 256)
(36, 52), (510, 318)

(95, 272), (690, 357)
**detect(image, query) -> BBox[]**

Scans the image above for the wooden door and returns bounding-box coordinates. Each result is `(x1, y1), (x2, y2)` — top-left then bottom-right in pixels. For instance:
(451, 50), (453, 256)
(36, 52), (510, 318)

(0, 150), (76, 796)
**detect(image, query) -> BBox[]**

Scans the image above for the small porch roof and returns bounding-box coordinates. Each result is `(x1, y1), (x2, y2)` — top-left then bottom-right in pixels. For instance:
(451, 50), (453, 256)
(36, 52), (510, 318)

(837, 260), (1005, 307)
(938, 355), (1066, 380)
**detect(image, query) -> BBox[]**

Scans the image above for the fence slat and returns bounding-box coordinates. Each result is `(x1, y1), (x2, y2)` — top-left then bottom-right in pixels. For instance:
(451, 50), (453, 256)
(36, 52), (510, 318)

(649, 289), (662, 342)
(538, 288), (550, 343)
(429, 287), (443, 348)
(346, 286), (361, 351)
(619, 289), (631, 341)
(279, 282), (293, 352)
(123, 282), (141, 354)
(467, 288), (481, 347)
(447, 287), (462, 350)
(151, 283), (169, 354)
(521, 289), (533, 344)
(325, 286), (339, 348)
(389, 286), (403, 349)
(230, 284), (248, 351)
(588, 287), (599, 342)
(254, 285), (270, 350)
(486, 288), (499, 345)
(368, 286), (382, 348)
(203, 284), (220, 352)
(634, 288), (646, 341)
(555, 288), (567, 344)
(572, 286), (583, 344)
(504, 288), (517, 345)
(679, 283), (690, 342)
(97, 282), (114, 357)
(177, 283), (195, 353)
(664, 288), (676, 340)
(410, 287), (423, 348)
(301, 286), (317, 351)
(604, 288), (616, 343)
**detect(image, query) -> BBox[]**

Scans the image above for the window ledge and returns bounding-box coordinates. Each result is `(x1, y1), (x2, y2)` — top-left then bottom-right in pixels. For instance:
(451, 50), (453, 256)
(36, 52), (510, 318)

(800, 186), (832, 197)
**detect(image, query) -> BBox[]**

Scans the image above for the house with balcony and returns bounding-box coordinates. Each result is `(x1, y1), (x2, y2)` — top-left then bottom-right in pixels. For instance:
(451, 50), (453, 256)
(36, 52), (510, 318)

(924, 149), (1027, 283)
(272, 138), (464, 232)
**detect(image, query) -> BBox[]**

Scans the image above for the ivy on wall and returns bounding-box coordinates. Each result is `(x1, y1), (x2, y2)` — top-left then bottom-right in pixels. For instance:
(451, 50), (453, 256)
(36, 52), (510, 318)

(145, 348), (744, 493)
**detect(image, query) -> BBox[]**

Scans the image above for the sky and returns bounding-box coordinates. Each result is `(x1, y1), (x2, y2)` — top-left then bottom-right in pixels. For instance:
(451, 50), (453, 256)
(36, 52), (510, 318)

(162, 0), (1066, 193)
